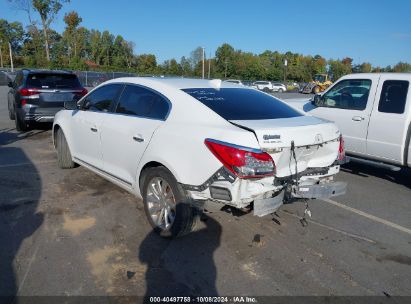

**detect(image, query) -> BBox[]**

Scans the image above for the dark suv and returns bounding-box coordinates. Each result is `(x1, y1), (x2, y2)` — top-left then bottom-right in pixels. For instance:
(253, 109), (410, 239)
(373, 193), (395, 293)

(7, 69), (87, 131)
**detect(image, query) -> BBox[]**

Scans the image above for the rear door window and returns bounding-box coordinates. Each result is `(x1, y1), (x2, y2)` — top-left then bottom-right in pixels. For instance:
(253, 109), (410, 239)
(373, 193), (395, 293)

(115, 85), (170, 120)
(182, 88), (302, 120)
(378, 80), (409, 114)
(27, 73), (81, 89)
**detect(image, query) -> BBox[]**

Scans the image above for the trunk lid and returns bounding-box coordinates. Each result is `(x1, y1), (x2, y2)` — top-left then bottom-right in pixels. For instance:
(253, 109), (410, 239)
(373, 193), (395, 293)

(230, 116), (341, 177)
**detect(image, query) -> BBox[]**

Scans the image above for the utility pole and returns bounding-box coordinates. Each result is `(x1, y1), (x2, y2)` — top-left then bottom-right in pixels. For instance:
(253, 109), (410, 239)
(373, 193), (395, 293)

(224, 60), (228, 78)
(208, 52), (211, 79)
(8, 42), (14, 72)
(283, 58), (287, 83)
(0, 41), (3, 68)
(202, 47), (205, 79)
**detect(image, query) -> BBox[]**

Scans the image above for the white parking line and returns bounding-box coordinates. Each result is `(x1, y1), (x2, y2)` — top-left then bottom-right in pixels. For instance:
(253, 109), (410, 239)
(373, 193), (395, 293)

(0, 160), (54, 168)
(322, 198), (411, 236)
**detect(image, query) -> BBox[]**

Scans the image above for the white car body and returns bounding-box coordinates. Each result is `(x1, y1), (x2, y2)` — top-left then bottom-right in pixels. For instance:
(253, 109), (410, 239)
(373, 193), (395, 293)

(272, 83), (287, 92)
(224, 79), (244, 86)
(286, 73), (411, 168)
(53, 77), (346, 224)
(251, 81), (273, 91)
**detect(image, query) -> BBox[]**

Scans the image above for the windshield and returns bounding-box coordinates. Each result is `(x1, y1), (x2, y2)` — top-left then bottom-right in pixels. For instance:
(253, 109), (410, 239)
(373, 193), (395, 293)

(314, 75), (326, 82)
(27, 73), (81, 89)
(182, 88), (302, 120)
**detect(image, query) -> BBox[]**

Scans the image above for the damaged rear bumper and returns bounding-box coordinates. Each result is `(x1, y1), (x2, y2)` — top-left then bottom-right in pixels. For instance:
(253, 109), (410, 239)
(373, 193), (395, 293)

(181, 165), (346, 217)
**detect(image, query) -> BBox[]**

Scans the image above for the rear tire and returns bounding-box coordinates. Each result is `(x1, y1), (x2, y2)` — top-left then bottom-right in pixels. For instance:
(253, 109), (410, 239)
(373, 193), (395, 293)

(142, 167), (200, 238)
(263, 87), (270, 93)
(15, 112), (29, 132)
(56, 128), (76, 169)
(278, 88), (284, 93)
(9, 104), (15, 120)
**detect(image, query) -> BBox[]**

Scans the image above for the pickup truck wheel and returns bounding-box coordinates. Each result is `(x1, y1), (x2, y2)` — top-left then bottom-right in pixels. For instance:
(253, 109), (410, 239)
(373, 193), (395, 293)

(56, 128), (76, 169)
(142, 167), (200, 238)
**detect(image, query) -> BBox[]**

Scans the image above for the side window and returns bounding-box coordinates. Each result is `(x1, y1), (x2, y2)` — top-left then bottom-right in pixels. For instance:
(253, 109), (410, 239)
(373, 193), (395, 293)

(115, 85), (170, 120)
(378, 80), (409, 114)
(320, 79), (371, 110)
(14, 72), (23, 86)
(83, 84), (121, 112)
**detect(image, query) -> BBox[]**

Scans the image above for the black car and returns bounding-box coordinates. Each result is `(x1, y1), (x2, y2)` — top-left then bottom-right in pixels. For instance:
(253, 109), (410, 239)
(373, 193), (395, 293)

(7, 69), (87, 131)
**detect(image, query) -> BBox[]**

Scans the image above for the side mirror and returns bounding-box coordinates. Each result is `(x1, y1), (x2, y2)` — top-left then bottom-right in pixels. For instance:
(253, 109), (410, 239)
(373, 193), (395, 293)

(312, 94), (322, 106)
(7, 81), (13, 88)
(82, 100), (91, 110)
(64, 100), (78, 110)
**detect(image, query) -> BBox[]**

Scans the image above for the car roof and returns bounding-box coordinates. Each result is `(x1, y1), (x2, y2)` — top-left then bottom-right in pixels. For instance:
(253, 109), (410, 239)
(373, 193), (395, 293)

(106, 77), (245, 89)
(22, 69), (74, 75)
(342, 73), (411, 79)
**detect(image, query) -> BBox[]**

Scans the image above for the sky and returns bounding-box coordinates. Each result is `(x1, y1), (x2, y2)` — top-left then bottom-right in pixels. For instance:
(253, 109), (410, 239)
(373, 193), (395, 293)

(1, 0), (410, 66)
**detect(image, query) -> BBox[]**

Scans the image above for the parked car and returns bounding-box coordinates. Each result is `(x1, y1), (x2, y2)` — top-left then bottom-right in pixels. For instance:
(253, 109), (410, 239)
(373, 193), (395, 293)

(7, 69), (88, 131)
(53, 78), (346, 238)
(272, 83), (287, 92)
(287, 73), (411, 168)
(224, 79), (244, 86)
(251, 81), (273, 92)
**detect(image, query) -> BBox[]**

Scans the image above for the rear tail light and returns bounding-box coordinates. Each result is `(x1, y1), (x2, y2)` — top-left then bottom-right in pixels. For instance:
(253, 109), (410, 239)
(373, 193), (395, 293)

(205, 139), (276, 178)
(19, 88), (40, 96)
(338, 135), (345, 161)
(77, 88), (88, 96)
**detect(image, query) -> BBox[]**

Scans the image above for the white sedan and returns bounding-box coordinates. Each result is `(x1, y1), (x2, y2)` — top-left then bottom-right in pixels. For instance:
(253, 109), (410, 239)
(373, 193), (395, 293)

(53, 78), (346, 238)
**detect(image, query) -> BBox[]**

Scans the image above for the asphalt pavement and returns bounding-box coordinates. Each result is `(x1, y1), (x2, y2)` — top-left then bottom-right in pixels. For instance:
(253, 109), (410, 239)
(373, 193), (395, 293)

(0, 87), (410, 299)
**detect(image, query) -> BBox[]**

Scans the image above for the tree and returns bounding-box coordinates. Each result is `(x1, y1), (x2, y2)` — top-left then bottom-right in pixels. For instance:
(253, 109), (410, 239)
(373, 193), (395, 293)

(215, 43), (234, 78)
(63, 11), (82, 58)
(393, 62), (411, 73)
(31, 0), (69, 61)
(0, 19), (24, 67)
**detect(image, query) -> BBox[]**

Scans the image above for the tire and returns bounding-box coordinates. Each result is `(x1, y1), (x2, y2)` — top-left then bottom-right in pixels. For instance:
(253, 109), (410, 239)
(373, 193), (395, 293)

(9, 105), (15, 120)
(142, 166), (201, 238)
(278, 88), (284, 93)
(263, 87), (270, 93)
(313, 86), (320, 94)
(15, 112), (29, 132)
(56, 128), (76, 169)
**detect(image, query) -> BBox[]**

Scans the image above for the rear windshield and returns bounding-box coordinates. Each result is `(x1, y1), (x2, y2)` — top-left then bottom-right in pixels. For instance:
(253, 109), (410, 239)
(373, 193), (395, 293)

(27, 73), (81, 89)
(182, 88), (302, 120)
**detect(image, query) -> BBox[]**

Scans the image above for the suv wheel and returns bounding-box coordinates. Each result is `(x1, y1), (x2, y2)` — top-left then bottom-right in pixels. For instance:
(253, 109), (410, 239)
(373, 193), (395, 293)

(142, 167), (200, 238)
(278, 88), (284, 93)
(9, 104), (15, 120)
(56, 128), (76, 169)
(263, 87), (271, 93)
(15, 112), (29, 132)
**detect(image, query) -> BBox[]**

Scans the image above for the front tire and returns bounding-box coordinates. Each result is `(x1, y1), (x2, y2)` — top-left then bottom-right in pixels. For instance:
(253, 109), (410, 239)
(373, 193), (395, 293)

(56, 128), (76, 169)
(142, 167), (200, 238)
(278, 88), (284, 93)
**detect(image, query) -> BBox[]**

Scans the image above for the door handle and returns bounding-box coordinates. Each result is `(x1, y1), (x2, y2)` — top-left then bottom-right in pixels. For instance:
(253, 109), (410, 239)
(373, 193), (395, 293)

(90, 127), (98, 132)
(352, 116), (364, 121)
(133, 134), (144, 142)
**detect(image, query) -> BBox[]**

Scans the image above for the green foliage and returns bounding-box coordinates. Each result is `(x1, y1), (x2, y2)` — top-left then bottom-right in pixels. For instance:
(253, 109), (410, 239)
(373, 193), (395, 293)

(3, 3), (411, 79)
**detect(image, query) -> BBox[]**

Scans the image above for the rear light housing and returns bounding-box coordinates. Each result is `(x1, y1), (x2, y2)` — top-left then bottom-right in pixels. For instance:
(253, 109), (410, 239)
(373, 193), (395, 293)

(205, 138), (276, 179)
(337, 135), (345, 161)
(19, 88), (40, 96)
(76, 87), (88, 96)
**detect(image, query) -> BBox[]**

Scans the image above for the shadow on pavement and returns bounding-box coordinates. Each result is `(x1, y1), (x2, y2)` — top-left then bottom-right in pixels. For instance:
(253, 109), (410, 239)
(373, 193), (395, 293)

(0, 123), (52, 146)
(342, 161), (411, 189)
(139, 215), (221, 301)
(0, 143), (44, 297)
